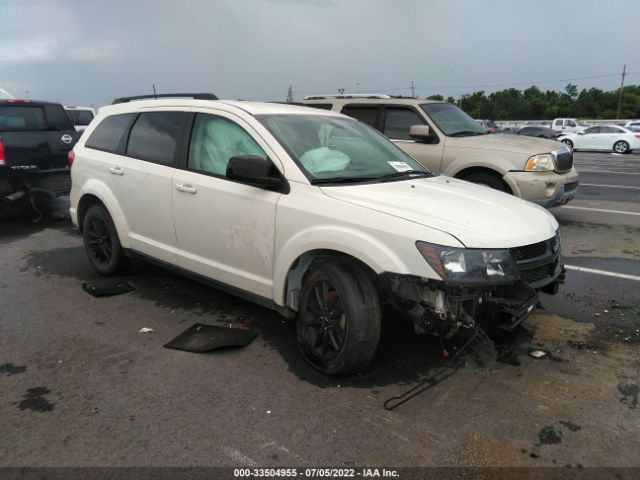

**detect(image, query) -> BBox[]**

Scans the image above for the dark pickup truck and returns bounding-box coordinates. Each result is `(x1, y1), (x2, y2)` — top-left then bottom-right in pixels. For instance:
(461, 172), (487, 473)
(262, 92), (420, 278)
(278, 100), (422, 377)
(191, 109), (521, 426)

(0, 99), (80, 218)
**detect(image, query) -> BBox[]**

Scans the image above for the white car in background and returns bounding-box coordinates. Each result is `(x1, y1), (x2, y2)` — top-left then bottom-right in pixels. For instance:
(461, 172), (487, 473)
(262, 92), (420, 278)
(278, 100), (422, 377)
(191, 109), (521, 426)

(624, 121), (640, 133)
(558, 125), (640, 154)
(550, 118), (588, 133)
(64, 106), (97, 132)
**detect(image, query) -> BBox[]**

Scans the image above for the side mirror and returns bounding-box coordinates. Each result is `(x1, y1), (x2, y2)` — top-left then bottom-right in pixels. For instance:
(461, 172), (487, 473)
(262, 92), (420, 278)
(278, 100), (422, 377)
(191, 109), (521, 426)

(226, 155), (286, 191)
(409, 124), (431, 141)
(577, 131), (585, 135)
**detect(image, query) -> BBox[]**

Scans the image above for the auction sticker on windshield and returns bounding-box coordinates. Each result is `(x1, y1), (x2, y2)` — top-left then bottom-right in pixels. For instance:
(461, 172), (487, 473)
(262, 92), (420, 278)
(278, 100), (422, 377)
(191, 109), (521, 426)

(387, 161), (413, 172)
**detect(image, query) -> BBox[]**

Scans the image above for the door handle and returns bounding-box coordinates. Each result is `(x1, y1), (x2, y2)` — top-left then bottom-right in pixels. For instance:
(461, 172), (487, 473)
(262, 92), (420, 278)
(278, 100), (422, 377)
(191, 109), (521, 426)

(176, 184), (197, 194)
(108, 166), (124, 175)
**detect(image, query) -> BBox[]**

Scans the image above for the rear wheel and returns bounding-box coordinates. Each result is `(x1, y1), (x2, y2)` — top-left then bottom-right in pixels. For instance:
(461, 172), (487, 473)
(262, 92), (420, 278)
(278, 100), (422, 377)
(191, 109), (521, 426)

(461, 171), (509, 193)
(83, 204), (129, 276)
(297, 260), (381, 375)
(613, 140), (630, 154)
(561, 139), (573, 150)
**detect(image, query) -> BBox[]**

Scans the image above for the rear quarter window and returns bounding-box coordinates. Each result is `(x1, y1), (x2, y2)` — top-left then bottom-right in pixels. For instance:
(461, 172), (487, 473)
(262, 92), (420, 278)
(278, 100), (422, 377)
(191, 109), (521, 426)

(126, 111), (187, 165)
(44, 104), (75, 131)
(0, 105), (46, 131)
(85, 113), (137, 154)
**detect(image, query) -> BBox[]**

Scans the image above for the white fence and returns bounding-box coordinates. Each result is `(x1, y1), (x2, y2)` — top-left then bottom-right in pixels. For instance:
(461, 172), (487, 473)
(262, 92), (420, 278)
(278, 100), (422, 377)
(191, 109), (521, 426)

(496, 119), (637, 128)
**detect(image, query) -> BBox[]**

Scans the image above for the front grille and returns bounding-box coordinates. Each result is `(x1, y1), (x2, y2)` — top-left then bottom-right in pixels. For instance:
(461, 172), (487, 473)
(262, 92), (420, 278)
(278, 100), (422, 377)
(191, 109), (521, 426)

(555, 150), (573, 172)
(510, 240), (548, 261)
(510, 233), (561, 288)
(520, 265), (554, 284)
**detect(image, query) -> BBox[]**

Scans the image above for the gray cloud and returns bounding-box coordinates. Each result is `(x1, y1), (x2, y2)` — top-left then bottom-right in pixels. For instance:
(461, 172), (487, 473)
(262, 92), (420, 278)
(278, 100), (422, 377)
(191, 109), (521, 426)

(0, 0), (637, 107)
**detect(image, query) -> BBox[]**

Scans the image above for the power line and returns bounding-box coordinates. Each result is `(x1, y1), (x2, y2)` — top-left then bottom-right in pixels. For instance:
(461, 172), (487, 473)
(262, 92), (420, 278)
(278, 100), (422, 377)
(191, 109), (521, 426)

(294, 72), (638, 96)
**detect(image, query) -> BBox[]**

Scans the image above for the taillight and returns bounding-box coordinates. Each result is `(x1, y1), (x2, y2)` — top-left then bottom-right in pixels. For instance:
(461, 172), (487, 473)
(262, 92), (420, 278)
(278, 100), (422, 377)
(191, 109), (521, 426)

(7, 99), (32, 103)
(635, 134), (640, 139)
(68, 149), (75, 167)
(0, 139), (5, 165)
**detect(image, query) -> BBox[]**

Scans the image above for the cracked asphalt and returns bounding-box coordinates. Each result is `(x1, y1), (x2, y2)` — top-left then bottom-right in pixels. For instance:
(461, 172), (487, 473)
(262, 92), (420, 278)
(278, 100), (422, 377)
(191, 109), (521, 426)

(0, 152), (638, 469)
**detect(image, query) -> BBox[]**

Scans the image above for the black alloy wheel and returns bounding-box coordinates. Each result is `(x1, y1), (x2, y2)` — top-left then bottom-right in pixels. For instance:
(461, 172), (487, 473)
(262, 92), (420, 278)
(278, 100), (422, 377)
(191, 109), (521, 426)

(297, 261), (381, 375)
(82, 204), (129, 275)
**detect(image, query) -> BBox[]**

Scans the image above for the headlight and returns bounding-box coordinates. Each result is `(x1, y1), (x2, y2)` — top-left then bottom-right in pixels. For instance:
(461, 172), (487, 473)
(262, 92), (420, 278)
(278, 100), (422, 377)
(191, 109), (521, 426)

(525, 153), (555, 172)
(416, 241), (519, 285)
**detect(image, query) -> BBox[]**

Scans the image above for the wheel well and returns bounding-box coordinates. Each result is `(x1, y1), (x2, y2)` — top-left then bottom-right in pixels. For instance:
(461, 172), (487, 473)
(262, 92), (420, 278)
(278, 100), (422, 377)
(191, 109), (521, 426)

(454, 167), (511, 193)
(77, 194), (104, 232)
(284, 249), (377, 311)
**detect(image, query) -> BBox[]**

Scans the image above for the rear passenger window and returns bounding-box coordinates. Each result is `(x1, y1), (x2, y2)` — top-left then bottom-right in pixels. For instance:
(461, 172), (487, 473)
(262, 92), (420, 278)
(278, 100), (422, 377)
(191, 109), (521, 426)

(126, 112), (187, 165)
(341, 106), (380, 129)
(86, 113), (136, 154)
(188, 114), (266, 176)
(383, 108), (425, 140)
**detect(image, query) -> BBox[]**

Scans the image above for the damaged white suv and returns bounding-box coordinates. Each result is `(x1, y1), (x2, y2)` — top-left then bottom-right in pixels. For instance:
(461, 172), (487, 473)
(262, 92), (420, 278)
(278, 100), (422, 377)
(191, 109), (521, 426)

(70, 93), (565, 375)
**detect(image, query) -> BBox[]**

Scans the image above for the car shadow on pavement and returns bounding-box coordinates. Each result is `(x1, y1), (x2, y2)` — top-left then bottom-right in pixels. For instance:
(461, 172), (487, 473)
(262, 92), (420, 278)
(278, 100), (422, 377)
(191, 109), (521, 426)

(0, 196), (74, 245)
(25, 236), (530, 391)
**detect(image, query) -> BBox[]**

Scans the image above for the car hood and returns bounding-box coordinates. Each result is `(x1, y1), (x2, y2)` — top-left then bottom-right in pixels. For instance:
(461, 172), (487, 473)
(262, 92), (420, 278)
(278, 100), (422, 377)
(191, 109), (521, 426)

(321, 176), (558, 249)
(447, 133), (561, 155)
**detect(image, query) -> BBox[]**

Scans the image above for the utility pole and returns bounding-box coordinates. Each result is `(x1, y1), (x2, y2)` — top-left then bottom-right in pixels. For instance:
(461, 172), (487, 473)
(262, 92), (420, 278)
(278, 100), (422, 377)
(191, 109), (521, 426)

(616, 64), (626, 119)
(286, 84), (293, 103)
(411, 80), (415, 98)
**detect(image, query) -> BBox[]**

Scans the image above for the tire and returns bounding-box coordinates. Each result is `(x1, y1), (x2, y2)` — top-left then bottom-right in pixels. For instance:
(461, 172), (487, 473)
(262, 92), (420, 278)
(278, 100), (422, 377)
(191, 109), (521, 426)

(296, 260), (381, 375)
(82, 204), (129, 276)
(613, 140), (630, 154)
(461, 171), (509, 193)
(561, 139), (573, 150)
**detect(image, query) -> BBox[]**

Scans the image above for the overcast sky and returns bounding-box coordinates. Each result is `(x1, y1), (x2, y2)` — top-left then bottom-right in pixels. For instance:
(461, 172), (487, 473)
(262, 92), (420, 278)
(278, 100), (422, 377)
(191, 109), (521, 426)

(1, 0), (638, 107)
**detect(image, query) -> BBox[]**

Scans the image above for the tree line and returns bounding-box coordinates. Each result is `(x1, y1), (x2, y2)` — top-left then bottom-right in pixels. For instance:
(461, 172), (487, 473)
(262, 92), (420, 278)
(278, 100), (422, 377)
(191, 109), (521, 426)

(426, 84), (640, 120)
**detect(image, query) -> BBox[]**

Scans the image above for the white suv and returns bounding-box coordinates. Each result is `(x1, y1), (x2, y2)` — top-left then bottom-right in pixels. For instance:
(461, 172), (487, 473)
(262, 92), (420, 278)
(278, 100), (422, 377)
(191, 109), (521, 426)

(70, 93), (565, 375)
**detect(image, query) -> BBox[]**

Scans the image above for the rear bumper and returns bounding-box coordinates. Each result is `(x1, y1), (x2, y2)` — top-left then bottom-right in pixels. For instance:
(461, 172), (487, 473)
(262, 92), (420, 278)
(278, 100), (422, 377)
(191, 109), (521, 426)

(503, 167), (579, 208)
(0, 168), (71, 197)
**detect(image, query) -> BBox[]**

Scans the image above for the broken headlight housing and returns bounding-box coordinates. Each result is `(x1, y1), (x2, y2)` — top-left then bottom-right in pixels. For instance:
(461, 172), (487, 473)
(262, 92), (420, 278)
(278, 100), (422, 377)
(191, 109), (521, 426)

(524, 153), (555, 172)
(416, 241), (519, 285)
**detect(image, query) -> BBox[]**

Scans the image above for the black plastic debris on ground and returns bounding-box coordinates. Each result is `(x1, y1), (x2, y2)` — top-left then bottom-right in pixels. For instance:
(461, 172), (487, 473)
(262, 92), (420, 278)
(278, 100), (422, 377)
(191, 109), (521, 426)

(164, 323), (258, 353)
(82, 280), (136, 297)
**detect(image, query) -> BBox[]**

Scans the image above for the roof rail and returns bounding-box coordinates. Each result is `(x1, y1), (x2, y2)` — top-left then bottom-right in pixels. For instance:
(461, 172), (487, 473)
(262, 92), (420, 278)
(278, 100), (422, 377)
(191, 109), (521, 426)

(111, 93), (219, 105)
(303, 94), (392, 100)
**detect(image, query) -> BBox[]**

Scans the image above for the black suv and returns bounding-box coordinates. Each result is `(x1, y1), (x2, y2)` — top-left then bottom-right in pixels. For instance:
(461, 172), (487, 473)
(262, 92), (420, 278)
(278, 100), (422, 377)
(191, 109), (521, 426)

(0, 99), (80, 218)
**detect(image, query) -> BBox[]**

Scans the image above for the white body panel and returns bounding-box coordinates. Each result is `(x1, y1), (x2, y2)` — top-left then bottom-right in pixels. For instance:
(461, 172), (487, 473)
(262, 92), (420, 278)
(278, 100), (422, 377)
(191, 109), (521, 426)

(70, 99), (561, 307)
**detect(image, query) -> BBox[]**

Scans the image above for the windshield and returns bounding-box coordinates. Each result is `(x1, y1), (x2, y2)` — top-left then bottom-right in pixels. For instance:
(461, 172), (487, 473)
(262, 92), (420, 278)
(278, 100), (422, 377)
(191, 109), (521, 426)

(576, 119), (588, 127)
(257, 114), (429, 183)
(421, 103), (486, 136)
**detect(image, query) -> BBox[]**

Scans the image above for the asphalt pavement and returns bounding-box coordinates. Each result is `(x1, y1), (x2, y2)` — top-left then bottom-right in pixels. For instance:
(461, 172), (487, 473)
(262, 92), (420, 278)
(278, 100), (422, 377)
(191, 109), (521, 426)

(0, 151), (638, 470)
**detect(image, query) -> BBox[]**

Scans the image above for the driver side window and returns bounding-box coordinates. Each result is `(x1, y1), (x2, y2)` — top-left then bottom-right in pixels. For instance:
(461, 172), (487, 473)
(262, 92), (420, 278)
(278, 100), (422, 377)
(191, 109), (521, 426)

(188, 114), (266, 176)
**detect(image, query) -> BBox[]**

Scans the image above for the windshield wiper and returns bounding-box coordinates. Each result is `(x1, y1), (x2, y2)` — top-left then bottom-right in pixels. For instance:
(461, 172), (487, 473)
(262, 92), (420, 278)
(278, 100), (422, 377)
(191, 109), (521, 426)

(379, 170), (434, 182)
(310, 176), (378, 185)
(449, 130), (486, 137)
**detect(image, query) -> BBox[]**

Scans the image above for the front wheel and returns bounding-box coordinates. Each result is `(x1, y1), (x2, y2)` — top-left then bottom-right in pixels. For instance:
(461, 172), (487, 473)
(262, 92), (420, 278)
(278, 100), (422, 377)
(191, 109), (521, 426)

(461, 172), (509, 193)
(613, 140), (630, 154)
(297, 260), (381, 375)
(83, 204), (129, 276)
(561, 139), (573, 150)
